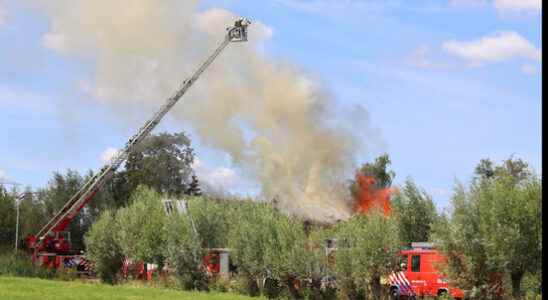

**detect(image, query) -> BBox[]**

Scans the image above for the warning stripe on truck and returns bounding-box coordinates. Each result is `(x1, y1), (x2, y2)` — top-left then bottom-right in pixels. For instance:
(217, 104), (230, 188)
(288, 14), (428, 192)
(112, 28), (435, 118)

(389, 271), (416, 296)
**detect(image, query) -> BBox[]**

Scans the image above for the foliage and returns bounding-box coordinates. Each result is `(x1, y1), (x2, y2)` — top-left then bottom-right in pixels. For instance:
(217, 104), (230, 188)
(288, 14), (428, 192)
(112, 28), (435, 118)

(163, 196), (237, 290)
(121, 132), (195, 200)
(84, 209), (124, 284)
(300, 227), (336, 300)
(187, 175), (202, 196)
(164, 210), (208, 290)
(227, 201), (308, 298)
(117, 185), (168, 268)
(186, 197), (232, 249)
(0, 187), (16, 248)
(16, 190), (45, 245)
(434, 157), (542, 300)
(38, 170), (87, 249)
(350, 153), (395, 195)
(332, 210), (400, 300)
(0, 252), (55, 279)
(391, 177), (438, 244)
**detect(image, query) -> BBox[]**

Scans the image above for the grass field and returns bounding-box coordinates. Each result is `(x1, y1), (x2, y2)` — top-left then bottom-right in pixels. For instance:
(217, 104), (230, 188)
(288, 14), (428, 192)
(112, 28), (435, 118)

(0, 276), (264, 300)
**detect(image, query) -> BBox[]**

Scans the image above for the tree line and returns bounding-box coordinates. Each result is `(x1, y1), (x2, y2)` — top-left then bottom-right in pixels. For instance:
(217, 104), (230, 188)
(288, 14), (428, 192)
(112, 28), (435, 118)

(0, 132), (542, 300)
(0, 132), (200, 250)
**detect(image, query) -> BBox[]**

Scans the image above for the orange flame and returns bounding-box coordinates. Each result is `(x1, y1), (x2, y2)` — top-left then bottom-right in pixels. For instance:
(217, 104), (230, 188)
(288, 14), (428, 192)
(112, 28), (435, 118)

(353, 174), (393, 216)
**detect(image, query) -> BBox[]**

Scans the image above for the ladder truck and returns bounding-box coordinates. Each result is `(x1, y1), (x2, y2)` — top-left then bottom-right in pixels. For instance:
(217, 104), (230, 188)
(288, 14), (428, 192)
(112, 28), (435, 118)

(24, 18), (251, 270)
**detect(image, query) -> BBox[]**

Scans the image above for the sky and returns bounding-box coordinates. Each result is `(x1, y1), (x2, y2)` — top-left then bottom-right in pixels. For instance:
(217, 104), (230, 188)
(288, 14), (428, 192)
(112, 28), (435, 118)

(0, 0), (542, 211)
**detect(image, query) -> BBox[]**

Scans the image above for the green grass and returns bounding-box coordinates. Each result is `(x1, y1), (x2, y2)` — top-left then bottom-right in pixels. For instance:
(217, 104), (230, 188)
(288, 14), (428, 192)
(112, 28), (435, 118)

(0, 276), (264, 300)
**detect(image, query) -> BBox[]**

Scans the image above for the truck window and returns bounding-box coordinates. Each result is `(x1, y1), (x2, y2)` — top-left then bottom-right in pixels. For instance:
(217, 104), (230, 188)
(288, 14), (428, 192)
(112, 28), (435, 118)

(411, 255), (420, 272)
(398, 254), (408, 271)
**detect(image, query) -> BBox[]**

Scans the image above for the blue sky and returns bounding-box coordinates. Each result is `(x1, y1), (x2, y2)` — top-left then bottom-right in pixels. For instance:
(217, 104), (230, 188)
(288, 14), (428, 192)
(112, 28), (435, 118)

(0, 0), (541, 210)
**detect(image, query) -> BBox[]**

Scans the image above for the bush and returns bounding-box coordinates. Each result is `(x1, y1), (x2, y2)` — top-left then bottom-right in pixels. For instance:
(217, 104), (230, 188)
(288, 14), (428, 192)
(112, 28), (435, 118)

(164, 213), (208, 290)
(209, 277), (231, 293)
(54, 265), (78, 281)
(117, 185), (168, 269)
(332, 210), (400, 300)
(84, 209), (124, 284)
(0, 251), (54, 278)
(227, 201), (309, 298)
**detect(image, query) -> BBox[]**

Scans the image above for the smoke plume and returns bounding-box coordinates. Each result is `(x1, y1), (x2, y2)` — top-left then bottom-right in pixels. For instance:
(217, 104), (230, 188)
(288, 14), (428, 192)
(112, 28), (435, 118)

(35, 0), (376, 222)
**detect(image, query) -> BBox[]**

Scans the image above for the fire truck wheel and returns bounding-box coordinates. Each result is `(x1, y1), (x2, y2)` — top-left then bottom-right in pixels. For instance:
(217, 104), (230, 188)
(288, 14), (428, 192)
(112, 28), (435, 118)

(437, 289), (448, 298)
(389, 287), (400, 300)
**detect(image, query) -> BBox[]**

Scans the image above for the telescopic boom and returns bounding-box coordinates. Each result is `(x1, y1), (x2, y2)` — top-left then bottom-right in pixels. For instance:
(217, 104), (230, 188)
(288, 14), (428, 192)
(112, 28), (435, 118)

(30, 18), (251, 252)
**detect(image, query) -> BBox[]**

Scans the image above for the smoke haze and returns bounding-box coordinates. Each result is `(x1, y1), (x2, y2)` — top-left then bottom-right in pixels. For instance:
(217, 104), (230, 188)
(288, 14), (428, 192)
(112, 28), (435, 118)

(35, 0), (377, 221)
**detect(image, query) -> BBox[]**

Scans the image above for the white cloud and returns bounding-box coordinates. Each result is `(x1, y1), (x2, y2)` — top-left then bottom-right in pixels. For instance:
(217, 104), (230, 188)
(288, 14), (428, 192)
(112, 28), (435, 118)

(192, 158), (237, 189)
(0, 169), (7, 181)
(449, 0), (541, 16)
(405, 45), (452, 69)
(443, 31), (541, 66)
(100, 147), (118, 163)
(494, 0), (541, 13)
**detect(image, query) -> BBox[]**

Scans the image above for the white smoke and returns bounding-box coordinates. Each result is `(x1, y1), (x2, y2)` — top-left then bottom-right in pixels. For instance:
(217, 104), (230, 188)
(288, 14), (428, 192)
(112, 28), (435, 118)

(34, 0), (375, 221)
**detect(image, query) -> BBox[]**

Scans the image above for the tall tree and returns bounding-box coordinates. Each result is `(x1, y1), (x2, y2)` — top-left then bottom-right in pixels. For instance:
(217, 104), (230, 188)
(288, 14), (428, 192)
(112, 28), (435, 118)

(84, 209), (124, 284)
(227, 201), (309, 298)
(0, 186), (16, 248)
(186, 175), (202, 197)
(350, 153), (395, 193)
(39, 170), (87, 250)
(333, 210), (400, 300)
(434, 157), (541, 300)
(391, 177), (438, 244)
(116, 185), (168, 270)
(121, 132), (195, 201)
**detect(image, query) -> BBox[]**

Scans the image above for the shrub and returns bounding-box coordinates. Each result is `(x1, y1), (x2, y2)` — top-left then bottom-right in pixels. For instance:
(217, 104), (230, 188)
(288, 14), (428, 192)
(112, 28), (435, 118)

(332, 210), (400, 300)
(0, 251), (54, 278)
(164, 213), (208, 290)
(208, 277), (232, 293)
(84, 209), (124, 284)
(117, 185), (168, 269)
(227, 201), (309, 298)
(55, 265), (78, 281)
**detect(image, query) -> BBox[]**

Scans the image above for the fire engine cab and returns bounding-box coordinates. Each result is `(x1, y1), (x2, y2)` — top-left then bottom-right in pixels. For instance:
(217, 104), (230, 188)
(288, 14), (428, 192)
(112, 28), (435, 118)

(389, 242), (465, 299)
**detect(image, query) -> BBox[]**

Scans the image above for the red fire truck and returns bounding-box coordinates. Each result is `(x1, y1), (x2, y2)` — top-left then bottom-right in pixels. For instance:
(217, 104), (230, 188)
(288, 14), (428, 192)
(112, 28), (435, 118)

(388, 242), (465, 299)
(21, 19), (250, 272)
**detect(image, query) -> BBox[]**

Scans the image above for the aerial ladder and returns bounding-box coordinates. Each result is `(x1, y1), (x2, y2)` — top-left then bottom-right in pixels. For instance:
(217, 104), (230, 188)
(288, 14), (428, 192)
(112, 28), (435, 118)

(25, 18), (251, 268)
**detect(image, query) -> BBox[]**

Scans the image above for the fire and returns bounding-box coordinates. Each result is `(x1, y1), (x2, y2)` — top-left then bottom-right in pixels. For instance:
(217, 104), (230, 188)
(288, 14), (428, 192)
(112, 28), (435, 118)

(352, 175), (393, 216)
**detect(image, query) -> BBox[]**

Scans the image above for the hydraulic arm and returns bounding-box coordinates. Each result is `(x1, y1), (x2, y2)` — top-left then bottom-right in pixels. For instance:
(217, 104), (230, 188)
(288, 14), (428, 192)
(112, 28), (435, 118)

(29, 18), (251, 255)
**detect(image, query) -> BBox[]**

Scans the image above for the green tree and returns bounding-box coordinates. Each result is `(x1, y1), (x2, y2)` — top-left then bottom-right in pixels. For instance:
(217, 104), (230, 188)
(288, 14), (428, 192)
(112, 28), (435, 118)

(185, 197), (231, 249)
(117, 185), (168, 270)
(434, 157), (542, 300)
(333, 210), (400, 300)
(187, 175), (202, 197)
(39, 170), (88, 250)
(350, 153), (395, 195)
(84, 209), (123, 284)
(391, 177), (438, 244)
(227, 201), (308, 298)
(0, 186), (16, 249)
(164, 208), (207, 290)
(120, 132), (195, 202)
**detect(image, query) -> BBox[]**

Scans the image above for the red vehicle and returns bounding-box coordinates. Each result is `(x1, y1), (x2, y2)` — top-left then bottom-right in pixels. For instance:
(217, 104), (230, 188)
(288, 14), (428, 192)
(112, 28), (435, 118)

(20, 19), (250, 273)
(389, 242), (465, 299)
